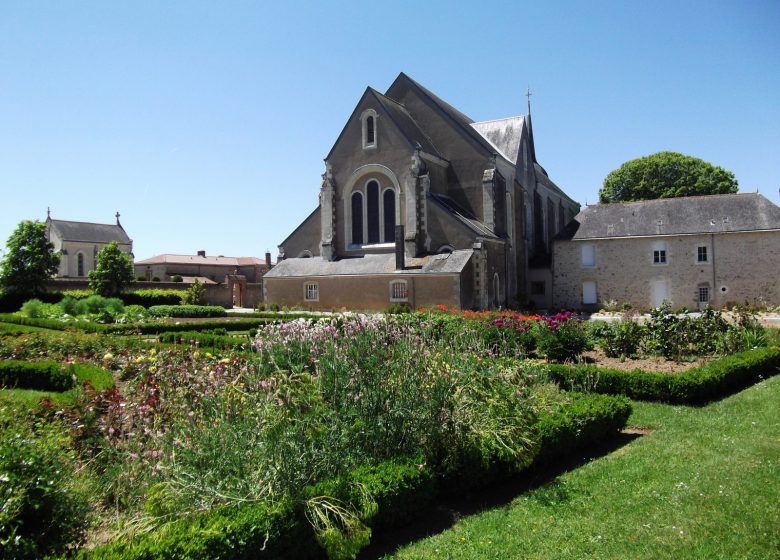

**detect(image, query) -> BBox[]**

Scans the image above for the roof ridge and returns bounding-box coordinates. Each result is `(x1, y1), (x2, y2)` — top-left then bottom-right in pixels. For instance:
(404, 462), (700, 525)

(50, 218), (121, 227)
(592, 192), (756, 208)
(471, 115), (525, 125)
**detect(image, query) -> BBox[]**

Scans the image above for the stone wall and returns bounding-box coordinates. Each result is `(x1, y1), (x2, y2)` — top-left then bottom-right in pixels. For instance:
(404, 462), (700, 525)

(553, 230), (780, 311)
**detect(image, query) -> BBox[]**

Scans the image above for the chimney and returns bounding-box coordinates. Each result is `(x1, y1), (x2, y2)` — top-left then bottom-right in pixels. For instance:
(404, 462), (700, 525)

(395, 225), (405, 271)
(197, 250), (206, 257)
(265, 250), (272, 268)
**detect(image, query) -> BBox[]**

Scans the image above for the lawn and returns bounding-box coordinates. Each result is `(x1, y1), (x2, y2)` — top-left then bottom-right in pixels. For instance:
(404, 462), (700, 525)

(386, 374), (780, 559)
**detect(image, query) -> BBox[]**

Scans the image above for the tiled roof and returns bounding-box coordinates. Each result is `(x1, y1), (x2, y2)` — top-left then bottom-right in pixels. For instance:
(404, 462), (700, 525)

(49, 219), (131, 244)
(135, 254), (266, 266)
(558, 193), (780, 240)
(265, 249), (473, 278)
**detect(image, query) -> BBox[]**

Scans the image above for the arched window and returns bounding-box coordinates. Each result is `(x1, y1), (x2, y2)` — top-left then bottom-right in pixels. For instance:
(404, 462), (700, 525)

(383, 189), (396, 242)
(77, 253), (85, 277)
(366, 116), (375, 145)
(367, 180), (380, 244)
(351, 192), (364, 245)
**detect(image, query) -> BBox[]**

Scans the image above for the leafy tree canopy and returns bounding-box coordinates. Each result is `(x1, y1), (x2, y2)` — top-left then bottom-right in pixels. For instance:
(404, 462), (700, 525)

(0, 220), (60, 294)
(599, 151), (738, 203)
(88, 241), (135, 296)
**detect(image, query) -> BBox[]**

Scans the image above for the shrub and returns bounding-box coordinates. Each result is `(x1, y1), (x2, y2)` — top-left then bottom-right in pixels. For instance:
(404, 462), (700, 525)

(535, 312), (589, 362)
(158, 331), (251, 350)
(181, 279), (206, 306)
(0, 360), (74, 392)
(599, 319), (646, 358)
(171, 275), (183, 283)
(148, 305), (226, 318)
(19, 298), (45, 318)
(60, 295), (79, 315)
(0, 404), (89, 559)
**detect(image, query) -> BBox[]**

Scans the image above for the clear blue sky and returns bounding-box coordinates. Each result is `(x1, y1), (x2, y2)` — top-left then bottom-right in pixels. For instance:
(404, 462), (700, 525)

(1, 1), (778, 261)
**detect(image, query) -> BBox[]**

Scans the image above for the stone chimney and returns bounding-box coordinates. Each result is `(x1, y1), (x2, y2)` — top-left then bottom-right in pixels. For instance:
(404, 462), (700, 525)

(265, 250), (272, 268)
(395, 225), (405, 271)
(197, 250), (206, 257)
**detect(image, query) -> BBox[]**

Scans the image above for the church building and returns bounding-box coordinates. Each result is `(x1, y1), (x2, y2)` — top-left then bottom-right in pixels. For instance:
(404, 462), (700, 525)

(264, 73), (578, 310)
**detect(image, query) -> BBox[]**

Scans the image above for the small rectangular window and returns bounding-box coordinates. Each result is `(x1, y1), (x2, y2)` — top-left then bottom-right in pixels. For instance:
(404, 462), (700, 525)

(304, 282), (319, 302)
(697, 246), (708, 263)
(582, 281), (597, 305)
(581, 244), (596, 267)
(698, 286), (709, 303)
(653, 249), (667, 264)
(530, 281), (546, 295)
(390, 280), (408, 302)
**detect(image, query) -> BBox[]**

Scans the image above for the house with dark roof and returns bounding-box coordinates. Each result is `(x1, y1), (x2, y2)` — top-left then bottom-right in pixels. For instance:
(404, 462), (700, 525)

(46, 211), (133, 278)
(552, 193), (780, 311)
(266, 73), (578, 310)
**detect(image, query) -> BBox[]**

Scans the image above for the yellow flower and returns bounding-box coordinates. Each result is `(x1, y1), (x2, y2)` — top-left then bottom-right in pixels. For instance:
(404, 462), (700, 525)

(219, 358), (230, 364)
(193, 351), (201, 359)
(149, 366), (157, 373)
(135, 356), (145, 363)
(103, 353), (113, 361)
(205, 352), (214, 359)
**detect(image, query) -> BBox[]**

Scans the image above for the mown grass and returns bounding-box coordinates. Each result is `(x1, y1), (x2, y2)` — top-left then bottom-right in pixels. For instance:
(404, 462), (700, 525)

(387, 374), (780, 559)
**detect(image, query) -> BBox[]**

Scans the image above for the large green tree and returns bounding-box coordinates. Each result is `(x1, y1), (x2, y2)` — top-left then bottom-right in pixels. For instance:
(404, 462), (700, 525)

(599, 151), (738, 203)
(88, 241), (135, 296)
(0, 220), (60, 294)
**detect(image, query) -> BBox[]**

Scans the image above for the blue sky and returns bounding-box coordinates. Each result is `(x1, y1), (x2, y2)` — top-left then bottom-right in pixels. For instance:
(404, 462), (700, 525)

(1, 1), (778, 261)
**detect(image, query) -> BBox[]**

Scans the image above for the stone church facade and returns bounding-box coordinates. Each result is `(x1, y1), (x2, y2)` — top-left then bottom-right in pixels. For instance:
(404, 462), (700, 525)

(265, 73), (579, 311)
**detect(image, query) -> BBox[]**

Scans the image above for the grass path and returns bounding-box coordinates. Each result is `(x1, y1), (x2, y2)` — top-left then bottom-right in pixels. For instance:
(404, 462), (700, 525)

(387, 375), (780, 559)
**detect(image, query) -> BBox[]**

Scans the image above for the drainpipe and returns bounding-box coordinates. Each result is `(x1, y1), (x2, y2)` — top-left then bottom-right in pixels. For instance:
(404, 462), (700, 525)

(711, 233), (717, 306)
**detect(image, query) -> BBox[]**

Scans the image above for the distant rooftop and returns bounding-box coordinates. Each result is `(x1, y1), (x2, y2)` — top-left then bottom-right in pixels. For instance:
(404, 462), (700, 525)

(136, 253), (268, 267)
(48, 218), (131, 245)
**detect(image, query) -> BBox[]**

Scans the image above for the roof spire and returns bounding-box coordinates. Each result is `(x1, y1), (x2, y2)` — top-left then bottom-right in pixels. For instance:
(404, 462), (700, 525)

(47, 206), (51, 219)
(526, 86), (532, 116)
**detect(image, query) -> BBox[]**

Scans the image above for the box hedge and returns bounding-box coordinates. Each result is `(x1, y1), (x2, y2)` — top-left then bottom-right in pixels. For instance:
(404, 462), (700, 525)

(0, 360), (74, 392)
(158, 330), (253, 350)
(547, 346), (780, 404)
(147, 305), (227, 318)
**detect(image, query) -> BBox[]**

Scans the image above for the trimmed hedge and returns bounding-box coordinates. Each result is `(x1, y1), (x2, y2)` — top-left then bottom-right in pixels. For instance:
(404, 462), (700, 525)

(158, 330), (254, 350)
(83, 499), (319, 560)
(533, 392), (632, 465)
(0, 360), (74, 392)
(547, 346), (780, 404)
(121, 290), (185, 307)
(148, 305), (227, 318)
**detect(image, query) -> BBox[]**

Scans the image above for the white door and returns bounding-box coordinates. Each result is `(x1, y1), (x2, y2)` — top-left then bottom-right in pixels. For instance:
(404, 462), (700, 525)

(650, 278), (670, 308)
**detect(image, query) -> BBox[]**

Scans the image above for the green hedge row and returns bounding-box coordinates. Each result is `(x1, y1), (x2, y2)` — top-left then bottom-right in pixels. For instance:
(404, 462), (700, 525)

(148, 305), (227, 318)
(0, 290), (187, 313)
(82, 392), (630, 559)
(158, 331), (254, 350)
(0, 360), (74, 392)
(547, 346), (780, 404)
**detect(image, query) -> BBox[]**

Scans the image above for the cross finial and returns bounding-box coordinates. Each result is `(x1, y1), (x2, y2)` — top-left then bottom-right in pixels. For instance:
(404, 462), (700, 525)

(115, 211), (121, 225)
(526, 87), (532, 115)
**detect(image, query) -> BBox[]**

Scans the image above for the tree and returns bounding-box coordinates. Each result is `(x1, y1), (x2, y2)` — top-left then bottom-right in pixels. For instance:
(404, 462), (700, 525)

(88, 241), (135, 296)
(0, 220), (60, 294)
(599, 151), (738, 203)
(182, 278), (206, 305)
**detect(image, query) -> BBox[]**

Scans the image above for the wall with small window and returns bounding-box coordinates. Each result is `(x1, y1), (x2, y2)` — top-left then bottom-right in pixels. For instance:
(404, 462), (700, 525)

(652, 241), (668, 265)
(389, 280), (409, 302)
(303, 282), (319, 302)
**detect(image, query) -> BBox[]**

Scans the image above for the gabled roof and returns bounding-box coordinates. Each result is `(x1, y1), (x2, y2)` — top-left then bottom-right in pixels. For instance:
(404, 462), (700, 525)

(48, 218), (131, 244)
(558, 193), (780, 241)
(325, 87), (440, 161)
(265, 249), (474, 278)
(135, 254), (267, 267)
(470, 116), (526, 164)
(429, 193), (499, 238)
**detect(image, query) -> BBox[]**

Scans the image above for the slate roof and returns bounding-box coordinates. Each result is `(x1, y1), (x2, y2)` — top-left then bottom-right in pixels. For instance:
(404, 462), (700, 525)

(429, 193), (499, 238)
(470, 116), (525, 164)
(48, 219), (131, 244)
(557, 193), (780, 241)
(136, 254), (267, 267)
(265, 249), (474, 278)
(372, 89), (441, 158)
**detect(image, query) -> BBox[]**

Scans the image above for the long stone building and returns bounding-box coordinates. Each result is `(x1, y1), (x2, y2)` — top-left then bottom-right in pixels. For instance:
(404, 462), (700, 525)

(552, 193), (780, 311)
(265, 73), (578, 310)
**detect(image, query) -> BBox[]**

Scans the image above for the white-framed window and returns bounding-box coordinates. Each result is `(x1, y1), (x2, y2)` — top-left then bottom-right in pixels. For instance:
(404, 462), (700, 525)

(581, 244), (596, 267)
(697, 246), (708, 263)
(361, 109), (378, 149)
(389, 280), (408, 302)
(652, 241), (668, 265)
(304, 282), (319, 302)
(582, 281), (597, 305)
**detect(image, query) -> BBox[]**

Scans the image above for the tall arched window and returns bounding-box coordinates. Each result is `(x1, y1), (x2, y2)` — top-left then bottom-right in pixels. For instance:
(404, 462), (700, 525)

(366, 116), (375, 145)
(351, 192), (364, 245)
(77, 253), (85, 277)
(383, 189), (396, 242)
(367, 180), (380, 244)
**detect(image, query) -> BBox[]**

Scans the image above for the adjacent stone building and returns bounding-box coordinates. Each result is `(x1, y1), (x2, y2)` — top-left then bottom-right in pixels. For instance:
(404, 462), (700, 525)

(552, 193), (780, 311)
(46, 211), (133, 278)
(134, 251), (272, 284)
(266, 73), (578, 311)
